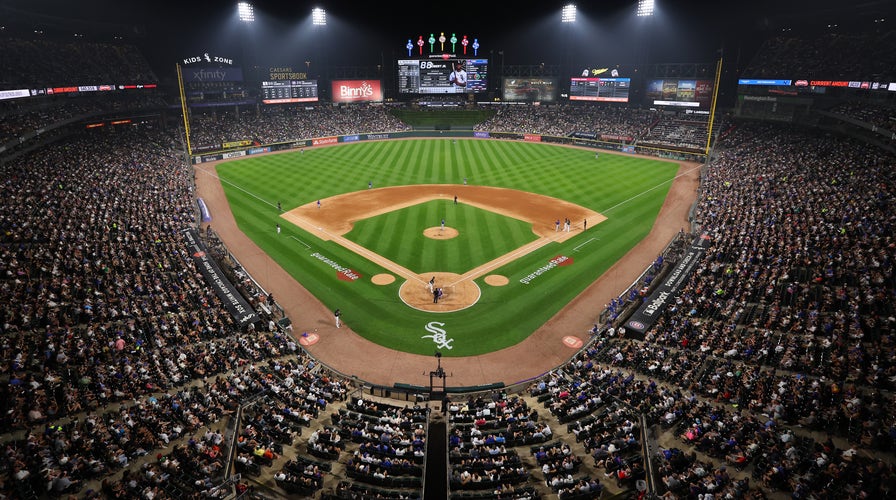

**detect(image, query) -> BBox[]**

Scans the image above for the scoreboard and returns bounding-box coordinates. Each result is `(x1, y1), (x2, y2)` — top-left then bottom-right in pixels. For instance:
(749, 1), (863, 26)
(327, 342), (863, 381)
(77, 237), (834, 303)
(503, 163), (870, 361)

(398, 58), (488, 94)
(261, 80), (319, 104)
(569, 77), (631, 102)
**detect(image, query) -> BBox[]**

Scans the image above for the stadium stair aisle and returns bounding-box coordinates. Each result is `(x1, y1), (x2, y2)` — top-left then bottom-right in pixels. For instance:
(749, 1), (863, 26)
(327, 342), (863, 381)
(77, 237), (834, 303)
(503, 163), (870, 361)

(424, 416), (448, 499)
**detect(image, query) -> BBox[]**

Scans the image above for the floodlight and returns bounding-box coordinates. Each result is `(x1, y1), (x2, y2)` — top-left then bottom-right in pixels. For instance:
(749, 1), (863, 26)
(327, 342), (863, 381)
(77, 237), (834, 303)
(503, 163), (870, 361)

(238, 2), (254, 22)
(637, 0), (655, 17)
(561, 4), (576, 23)
(312, 7), (327, 26)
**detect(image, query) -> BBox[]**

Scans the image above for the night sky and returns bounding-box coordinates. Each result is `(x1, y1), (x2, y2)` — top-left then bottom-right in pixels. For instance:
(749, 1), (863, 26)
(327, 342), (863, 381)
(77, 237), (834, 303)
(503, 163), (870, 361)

(2, 0), (893, 81)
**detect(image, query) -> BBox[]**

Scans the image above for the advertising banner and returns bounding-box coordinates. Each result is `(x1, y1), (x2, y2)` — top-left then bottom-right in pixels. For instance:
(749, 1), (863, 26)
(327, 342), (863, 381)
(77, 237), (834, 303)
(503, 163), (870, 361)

(625, 234), (711, 335)
(331, 80), (384, 103)
(183, 229), (259, 326)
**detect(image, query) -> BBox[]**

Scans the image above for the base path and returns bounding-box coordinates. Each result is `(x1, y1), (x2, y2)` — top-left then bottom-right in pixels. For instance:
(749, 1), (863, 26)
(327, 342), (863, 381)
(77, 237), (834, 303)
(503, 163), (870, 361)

(194, 152), (700, 389)
(281, 184), (604, 312)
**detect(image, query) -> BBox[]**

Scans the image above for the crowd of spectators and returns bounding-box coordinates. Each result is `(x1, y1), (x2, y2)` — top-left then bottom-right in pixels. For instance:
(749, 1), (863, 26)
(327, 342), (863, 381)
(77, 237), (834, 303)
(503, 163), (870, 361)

(640, 116), (711, 151)
(0, 125), (358, 498)
(3, 65), (896, 499)
(474, 103), (657, 141)
(187, 105), (412, 149)
(742, 29), (896, 81)
(0, 36), (158, 89)
(827, 101), (896, 134)
(570, 120), (896, 498)
(0, 93), (169, 145)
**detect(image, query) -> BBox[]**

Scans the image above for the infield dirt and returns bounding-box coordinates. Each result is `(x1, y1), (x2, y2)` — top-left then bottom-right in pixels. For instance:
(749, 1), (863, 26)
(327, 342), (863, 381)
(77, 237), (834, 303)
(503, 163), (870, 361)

(194, 149), (699, 388)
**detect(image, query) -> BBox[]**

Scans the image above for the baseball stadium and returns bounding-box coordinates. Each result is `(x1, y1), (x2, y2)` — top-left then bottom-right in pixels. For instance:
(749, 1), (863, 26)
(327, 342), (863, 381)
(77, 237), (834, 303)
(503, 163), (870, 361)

(1, 1), (895, 499)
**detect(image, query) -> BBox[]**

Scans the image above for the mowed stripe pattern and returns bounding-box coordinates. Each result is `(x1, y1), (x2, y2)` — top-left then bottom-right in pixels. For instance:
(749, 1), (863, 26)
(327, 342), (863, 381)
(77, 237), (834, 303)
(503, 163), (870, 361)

(216, 139), (679, 356)
(347, 200), (538, 275)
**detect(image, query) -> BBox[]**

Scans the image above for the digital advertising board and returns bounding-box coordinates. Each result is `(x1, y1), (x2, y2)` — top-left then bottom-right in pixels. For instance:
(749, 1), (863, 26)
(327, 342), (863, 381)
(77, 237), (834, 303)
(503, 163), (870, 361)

(502, 78), (557, 102)
(398, 58), (488, 94)
(646, 79), (714, 108)
(568, 77), (630, 102)
(331, 80), (383, 103)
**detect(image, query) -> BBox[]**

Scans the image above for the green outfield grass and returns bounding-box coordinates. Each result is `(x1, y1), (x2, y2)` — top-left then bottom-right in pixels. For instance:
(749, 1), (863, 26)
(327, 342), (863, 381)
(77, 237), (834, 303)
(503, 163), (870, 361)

(346, 200), (538, 274)
(216, 139), (679, 360)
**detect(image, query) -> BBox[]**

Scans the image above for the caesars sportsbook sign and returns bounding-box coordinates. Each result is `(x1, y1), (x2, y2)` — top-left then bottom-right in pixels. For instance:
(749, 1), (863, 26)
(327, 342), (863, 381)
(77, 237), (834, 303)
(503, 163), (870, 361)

(331, 80), (383, 103)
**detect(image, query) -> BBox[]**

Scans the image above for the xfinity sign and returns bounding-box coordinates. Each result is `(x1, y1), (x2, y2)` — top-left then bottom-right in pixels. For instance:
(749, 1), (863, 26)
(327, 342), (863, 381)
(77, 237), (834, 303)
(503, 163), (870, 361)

(183, 68), (244, 83)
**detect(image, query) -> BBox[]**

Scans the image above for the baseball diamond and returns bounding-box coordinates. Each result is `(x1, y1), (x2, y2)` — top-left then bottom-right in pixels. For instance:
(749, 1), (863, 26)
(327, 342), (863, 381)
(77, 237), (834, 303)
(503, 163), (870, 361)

(197, 138), (698, 388)
(281, 184), (606, 312)
(4, 5), (893, 499)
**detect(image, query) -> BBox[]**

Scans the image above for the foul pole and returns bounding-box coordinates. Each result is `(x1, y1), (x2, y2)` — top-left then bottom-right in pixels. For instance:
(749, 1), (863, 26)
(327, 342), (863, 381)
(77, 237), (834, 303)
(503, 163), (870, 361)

(704, 57), (723, 156)
(176, 64), (193, 156)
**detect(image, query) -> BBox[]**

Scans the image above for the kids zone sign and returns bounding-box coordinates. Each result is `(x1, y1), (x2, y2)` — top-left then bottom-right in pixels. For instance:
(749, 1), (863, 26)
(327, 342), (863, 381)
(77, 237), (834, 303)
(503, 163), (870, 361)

(331, 80), (383, 103)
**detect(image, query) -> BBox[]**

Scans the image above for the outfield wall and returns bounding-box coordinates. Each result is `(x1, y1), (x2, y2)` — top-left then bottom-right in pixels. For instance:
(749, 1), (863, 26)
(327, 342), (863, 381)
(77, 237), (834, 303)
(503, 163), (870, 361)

(190, 130), (704, 165)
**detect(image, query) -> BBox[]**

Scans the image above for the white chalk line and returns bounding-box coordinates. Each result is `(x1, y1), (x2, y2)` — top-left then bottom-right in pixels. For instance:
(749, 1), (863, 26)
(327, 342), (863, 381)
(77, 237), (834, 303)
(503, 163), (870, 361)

(291, 236), (311, 249)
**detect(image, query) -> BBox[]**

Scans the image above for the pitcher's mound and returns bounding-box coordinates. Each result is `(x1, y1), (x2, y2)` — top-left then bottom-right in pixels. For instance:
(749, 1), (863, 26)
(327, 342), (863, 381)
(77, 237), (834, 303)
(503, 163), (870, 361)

(424, 227), (458, 239)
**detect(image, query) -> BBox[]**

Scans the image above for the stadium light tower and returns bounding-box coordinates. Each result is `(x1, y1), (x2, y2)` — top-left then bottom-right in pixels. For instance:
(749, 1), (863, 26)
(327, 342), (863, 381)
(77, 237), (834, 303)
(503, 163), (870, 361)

(237, 2), (254, 22)
(561, 4), (577, 23)
(312, 7), (327, 26)
(637, 0), (655, 17)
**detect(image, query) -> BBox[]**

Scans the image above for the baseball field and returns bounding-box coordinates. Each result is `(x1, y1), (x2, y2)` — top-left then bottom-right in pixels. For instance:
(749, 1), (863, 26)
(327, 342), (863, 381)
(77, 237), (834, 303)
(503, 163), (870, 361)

(210, 139), (680, 360)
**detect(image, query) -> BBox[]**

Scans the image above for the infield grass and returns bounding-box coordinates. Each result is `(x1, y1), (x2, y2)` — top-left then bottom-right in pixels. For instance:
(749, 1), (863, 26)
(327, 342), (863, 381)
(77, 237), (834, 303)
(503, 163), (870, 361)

(346, 200), (538, 274)
(216, 139), (680, 361)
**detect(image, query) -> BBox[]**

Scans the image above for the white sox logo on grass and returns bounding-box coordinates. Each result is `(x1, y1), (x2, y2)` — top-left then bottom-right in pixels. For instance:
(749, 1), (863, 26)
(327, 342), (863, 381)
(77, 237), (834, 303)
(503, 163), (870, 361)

(310, 252), (361, 281)
(519, 255), (573, 285)
(423, 322), (454, 350)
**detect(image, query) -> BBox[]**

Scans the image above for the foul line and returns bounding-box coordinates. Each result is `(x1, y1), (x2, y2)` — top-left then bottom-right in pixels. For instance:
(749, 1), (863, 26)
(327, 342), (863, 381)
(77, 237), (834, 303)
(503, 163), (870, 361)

(291, 236), (311, 249)
(448, 236), (554, 288)
(573, 238), (597, 252)
(283, 211), (425, 285)
(601, 162), (702, 215)
(196, 165), (276, 209)
(201, 160), (700, 292)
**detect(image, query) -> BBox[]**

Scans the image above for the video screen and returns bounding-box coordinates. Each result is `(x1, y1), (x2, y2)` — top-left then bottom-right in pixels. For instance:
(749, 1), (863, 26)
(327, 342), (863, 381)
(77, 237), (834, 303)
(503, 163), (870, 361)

(398, 58), (488, 94)
(646, 79), (714, 108)
(502, 78), (557, 102)
(569, 77), (630, 102)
